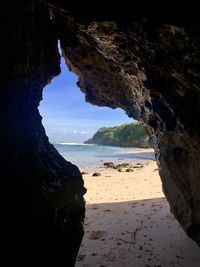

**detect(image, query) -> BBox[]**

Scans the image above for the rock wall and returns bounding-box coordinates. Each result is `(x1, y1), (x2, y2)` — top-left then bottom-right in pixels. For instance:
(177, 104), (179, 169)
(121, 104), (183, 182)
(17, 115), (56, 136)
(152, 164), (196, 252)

(0, 2), (85, 266)
(51, 1), (200, 245)
(1, 0), (200, 266)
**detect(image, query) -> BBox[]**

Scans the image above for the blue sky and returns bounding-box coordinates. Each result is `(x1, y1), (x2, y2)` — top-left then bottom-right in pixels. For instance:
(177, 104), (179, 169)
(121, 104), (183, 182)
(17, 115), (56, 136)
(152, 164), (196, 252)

(39, 57), (133, 143)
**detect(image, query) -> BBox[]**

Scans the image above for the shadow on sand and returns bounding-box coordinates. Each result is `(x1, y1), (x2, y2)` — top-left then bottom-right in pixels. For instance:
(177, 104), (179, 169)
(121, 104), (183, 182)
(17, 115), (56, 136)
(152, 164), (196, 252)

(77, 197), (200, 267)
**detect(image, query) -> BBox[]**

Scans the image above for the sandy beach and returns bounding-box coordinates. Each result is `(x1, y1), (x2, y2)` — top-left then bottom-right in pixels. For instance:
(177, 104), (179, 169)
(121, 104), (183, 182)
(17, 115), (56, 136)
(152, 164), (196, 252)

(76, 160), (200, 267)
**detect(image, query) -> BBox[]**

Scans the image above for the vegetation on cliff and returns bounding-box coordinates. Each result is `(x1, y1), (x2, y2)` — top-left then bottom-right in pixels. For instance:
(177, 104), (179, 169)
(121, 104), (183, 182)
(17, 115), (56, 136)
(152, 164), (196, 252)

(85, 122), (151, 148)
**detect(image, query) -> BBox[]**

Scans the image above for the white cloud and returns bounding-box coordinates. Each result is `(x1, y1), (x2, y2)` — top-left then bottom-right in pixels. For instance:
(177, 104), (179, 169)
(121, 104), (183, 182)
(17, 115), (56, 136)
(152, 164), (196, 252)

(60, 130), (90, 135)
(80, 131), (89, 135)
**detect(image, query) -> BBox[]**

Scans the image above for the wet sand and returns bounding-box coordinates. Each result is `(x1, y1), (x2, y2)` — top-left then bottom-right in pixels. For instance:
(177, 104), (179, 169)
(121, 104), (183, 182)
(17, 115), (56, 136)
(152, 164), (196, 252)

(76, 160), (200, 267)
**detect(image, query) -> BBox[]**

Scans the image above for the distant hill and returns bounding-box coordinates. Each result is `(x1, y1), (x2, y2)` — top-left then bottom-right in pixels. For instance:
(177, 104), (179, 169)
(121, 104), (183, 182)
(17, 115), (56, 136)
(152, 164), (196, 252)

(84, 122), (151, 148)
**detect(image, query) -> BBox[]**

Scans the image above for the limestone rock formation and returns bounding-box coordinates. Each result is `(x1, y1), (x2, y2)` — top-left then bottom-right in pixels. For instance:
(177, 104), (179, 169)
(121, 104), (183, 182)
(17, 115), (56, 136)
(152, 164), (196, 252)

(84, 122), (151, 148)
(1, 0), (200, 266)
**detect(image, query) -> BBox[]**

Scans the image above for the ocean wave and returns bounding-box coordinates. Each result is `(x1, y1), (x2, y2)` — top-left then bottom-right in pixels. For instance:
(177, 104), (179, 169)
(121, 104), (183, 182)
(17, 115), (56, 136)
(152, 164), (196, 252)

(57, 142), (95, 146)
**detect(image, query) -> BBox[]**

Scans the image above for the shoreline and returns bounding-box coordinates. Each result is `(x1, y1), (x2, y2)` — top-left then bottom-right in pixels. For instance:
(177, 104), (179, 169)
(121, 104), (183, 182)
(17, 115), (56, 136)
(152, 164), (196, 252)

(76, 160), (200, 267)
(80, 159), (153, 176)
(55, 144), (155, 170)
(79, 147), (155, 172)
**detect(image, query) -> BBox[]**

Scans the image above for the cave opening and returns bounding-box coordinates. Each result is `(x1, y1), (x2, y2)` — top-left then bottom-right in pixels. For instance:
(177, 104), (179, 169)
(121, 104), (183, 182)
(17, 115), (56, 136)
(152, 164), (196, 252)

(2, 2), (200, 266)
(39, 52), (135, 168)
(38, 52), (200, 266)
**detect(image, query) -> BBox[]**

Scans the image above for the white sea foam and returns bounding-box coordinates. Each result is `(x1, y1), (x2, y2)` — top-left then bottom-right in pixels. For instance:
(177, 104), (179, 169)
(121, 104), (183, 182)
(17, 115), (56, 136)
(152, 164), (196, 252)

(59, 142), (95, 146)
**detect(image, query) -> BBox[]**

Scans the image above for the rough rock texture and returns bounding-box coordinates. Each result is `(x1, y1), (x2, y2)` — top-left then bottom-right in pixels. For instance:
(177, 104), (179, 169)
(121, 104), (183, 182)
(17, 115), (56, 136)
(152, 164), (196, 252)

(1, 0), (200, 266)
(0, 2), (85, 266)
(51, 1), (200, 245)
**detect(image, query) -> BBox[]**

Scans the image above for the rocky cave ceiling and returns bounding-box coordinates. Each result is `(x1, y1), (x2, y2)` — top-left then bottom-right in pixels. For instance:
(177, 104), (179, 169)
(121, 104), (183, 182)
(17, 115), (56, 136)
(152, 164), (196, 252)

(1, 1), (200, 266)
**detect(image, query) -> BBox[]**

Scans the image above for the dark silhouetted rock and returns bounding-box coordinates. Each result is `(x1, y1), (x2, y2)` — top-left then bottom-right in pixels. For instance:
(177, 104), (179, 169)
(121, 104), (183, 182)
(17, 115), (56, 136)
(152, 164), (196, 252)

(92, 172), (101, 177)
(116, 163), (130, 169)
(103, 162), (115, 168)
(55, 4), (200, 247)
(82, 171), (88, 175)
(126, 168), (134, 172)
(1, 1), (200, 266)
(133, 165), (143, 169)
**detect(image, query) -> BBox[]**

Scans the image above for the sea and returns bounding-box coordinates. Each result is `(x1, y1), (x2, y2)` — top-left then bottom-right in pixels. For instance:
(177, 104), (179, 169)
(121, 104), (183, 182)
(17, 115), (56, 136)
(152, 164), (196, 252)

(54, 143), (155, 169)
